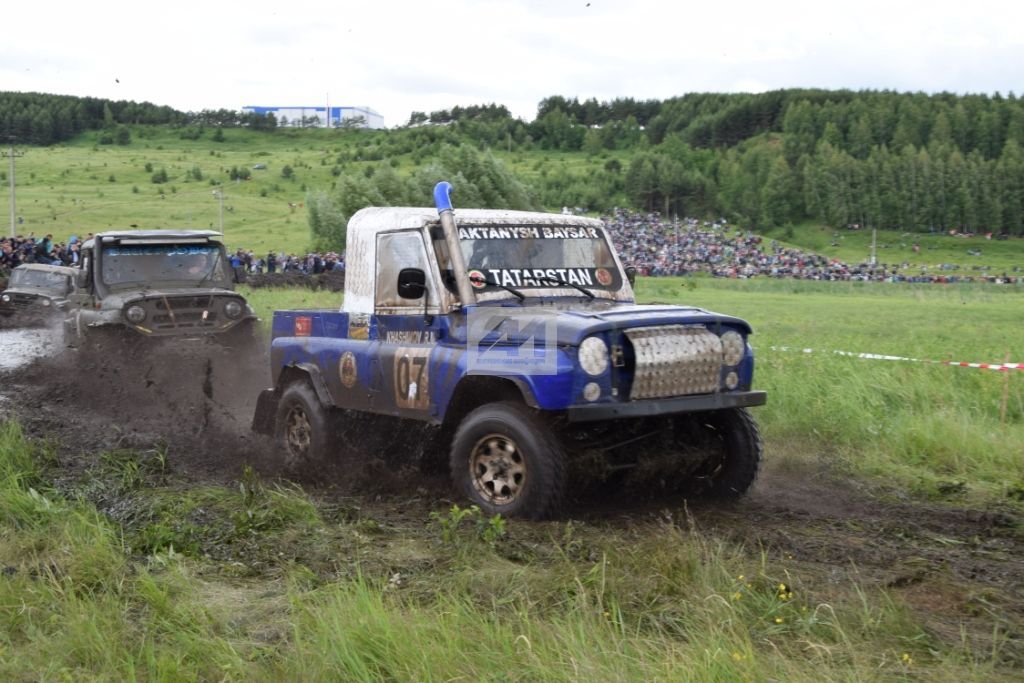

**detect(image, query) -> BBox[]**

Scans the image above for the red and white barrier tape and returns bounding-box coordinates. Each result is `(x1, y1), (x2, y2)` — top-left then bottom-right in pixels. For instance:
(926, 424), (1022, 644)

(768, 346), (1023, 372)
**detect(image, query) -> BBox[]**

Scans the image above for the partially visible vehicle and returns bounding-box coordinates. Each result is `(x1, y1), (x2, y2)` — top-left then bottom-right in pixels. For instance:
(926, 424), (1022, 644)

(63, 230), (257, 347)
(0, 264), (76, 320)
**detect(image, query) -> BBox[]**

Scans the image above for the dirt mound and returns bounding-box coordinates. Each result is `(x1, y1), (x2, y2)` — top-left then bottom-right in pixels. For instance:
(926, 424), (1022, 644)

(1, 332), (273, 476)
(243, 270), (345, 291)
(0, 326), (439, 492)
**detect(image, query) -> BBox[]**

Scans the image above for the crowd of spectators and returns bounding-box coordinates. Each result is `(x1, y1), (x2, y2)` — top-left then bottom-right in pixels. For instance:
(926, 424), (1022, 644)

(1, 233), (85, 274)
(602, 209), (1023, 285)
(227, 249), (345, 276)
(5, 216), (1021, 286)
(1, 234), (346, 281)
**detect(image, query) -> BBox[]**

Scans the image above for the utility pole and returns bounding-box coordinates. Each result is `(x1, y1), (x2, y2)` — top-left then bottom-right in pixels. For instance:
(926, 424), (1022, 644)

(870, 228), (877, 266)
(3, 140), (24, 238)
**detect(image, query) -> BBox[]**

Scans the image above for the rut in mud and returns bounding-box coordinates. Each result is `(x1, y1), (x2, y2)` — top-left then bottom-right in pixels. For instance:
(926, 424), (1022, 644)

(0, 322), (1022, 663)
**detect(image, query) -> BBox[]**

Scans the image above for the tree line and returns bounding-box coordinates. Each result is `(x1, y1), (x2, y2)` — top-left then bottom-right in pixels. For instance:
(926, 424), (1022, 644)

(5, 88), (1024, 234)
(0, 92), (277, 145)
(394, 90), (1024, 234)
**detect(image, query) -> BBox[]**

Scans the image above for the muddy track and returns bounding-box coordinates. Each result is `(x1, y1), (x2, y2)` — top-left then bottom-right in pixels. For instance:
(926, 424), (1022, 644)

(1, 324), (1022, 661)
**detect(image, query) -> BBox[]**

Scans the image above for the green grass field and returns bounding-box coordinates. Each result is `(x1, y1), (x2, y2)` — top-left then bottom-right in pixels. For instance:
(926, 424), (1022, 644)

(637, 277), (1024, 499)
(5, 126), (1023, 277)
(2, 128), (1023, 679)
(2, 279), (1022, 680)
(3, 127), (369, 253)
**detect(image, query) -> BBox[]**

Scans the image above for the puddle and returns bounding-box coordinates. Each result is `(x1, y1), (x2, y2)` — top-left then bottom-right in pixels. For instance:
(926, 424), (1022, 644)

(0, 327), (60, 372)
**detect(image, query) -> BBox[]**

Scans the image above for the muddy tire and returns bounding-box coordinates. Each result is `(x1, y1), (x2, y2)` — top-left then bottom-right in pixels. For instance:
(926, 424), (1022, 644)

(449, 401), (566, 520)
(701, 408), (763, 498)
(275, 381), (332, 471)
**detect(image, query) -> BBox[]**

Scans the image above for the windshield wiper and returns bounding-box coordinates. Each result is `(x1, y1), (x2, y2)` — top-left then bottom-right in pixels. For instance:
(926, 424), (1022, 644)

(197, 249), (224, 288)
(536, 275), (595, 299)
(467, 272), (525, 301)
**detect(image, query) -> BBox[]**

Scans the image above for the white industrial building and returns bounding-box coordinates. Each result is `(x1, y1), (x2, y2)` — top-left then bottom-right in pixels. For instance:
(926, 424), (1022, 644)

(242, 105), (385, 129)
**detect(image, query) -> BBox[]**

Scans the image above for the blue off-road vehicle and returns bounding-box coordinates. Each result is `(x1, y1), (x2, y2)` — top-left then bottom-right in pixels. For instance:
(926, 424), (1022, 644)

(253, 182), (766, 519)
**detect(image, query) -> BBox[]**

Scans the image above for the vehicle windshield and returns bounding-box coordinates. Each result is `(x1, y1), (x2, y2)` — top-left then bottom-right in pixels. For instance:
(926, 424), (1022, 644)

(100, 244), (229, 286)
(457, 224), (622, 293)
(10, 269), (69, 291)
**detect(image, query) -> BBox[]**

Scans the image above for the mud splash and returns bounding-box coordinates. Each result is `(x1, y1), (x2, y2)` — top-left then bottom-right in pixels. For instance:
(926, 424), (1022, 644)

(0, 326), (61, 373)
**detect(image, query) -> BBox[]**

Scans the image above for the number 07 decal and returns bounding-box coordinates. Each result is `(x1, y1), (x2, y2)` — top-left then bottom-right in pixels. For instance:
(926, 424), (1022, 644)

(394, 347), (431, 410)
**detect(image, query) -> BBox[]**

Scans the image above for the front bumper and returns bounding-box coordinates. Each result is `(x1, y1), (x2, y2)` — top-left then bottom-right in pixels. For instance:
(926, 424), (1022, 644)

(566, 390), (767, 422)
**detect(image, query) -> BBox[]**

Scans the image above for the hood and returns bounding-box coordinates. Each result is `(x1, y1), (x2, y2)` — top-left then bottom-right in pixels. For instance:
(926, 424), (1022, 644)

(100, 286), (239, 309)
(454, 298), (753, 347)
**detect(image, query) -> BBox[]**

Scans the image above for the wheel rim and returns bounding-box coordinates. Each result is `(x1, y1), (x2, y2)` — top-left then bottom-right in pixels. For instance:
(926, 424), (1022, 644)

(469, 433), (526, 506)
(284, 404), (312, 460)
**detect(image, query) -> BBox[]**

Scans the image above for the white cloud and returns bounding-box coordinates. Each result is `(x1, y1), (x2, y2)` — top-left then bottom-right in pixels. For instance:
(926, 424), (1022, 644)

(2, 0), (1022, 126)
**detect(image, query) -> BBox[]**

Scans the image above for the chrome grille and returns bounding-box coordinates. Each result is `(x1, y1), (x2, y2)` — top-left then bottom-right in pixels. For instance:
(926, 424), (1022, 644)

(626, 325), (723, 399)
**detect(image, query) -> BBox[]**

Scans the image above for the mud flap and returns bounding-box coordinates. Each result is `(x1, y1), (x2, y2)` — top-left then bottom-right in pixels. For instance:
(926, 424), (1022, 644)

(252, 389), (279, 435)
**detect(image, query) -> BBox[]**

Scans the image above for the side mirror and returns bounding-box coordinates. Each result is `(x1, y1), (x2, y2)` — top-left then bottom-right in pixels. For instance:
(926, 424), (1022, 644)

(75, 269), (89, 289)
(625, 266), (637, 286)
(397, 268), (427, 299)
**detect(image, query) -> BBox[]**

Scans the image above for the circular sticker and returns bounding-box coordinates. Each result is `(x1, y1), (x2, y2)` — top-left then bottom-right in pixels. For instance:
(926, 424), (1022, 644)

(339, 351), (358, 388)
(595, 268), (613, 286)
(468, 269), (487, 289)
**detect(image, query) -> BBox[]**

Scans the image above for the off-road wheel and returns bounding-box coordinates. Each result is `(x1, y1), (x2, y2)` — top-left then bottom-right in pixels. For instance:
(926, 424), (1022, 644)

(275, 381), (332, 471)
(698, 407), (763, 498)
(449, 401), (567, 520)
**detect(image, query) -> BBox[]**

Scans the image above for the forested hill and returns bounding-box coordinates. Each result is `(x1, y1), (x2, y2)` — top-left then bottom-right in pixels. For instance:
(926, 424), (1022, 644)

(0, 92), (273, 144)
(424, 90), (1024, 236)
(4, 89), (1024, 235)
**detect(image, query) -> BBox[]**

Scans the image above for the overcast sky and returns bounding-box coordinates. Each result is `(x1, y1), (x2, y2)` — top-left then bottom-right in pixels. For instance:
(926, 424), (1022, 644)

(3, 0), (1022, 127)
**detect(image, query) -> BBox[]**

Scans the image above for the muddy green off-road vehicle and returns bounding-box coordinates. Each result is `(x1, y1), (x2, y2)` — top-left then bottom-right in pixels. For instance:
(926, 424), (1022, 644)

(63, 230), (257, 347)
(1, 263), (76, 320)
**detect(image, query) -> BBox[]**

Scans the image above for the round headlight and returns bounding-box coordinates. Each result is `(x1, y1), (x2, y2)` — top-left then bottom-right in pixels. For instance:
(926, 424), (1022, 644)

(721, 330), (745, 366)
(579, 336), (609, 376)
(125, 305), (147, 324)
(224, 300), (243, 319)
(41, 298), (51, 307)
(1, 294), (10, 303)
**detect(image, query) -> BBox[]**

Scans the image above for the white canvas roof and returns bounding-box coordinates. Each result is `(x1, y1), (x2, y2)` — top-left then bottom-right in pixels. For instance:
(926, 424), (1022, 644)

(343, 207), (628, 314)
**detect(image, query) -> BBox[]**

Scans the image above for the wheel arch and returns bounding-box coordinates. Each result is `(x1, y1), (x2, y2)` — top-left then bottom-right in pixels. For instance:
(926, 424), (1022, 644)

(441, 375), (538, 430)
(276, 362), (332, 406)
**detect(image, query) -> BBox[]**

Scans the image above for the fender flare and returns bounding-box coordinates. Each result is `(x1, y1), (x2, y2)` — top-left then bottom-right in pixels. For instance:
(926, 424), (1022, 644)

(278, 362), (333, 407)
